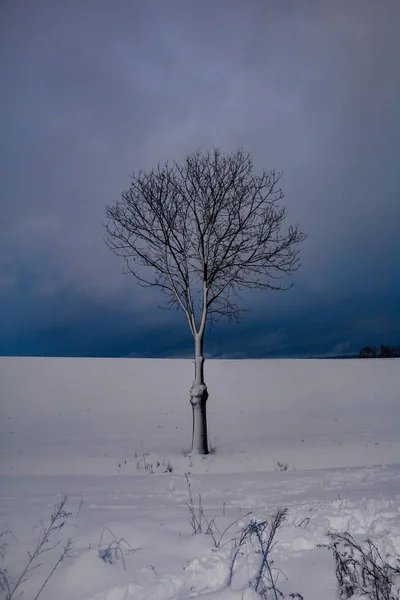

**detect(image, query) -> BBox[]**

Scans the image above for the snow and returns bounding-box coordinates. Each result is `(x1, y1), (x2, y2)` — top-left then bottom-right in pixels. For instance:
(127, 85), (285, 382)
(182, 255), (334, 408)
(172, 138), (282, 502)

(0, 357), (399, 599)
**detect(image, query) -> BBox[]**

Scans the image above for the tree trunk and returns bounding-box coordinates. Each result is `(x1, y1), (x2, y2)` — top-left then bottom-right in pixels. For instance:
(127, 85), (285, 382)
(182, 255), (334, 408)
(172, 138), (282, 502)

(190, 332), (209, 454)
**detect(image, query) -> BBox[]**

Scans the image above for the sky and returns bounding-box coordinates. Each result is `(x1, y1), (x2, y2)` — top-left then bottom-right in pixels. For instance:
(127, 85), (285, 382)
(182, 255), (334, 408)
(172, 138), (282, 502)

(1, 0), (399, 359)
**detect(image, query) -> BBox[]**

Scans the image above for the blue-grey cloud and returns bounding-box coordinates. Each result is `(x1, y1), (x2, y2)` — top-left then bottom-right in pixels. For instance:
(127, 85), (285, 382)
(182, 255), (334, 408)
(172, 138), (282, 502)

(1, 0), (399, 357)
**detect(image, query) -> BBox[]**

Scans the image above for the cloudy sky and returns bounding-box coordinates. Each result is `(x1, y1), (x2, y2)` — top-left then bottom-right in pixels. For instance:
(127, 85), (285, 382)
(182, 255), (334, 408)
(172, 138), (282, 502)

(1, 0), (399, 358)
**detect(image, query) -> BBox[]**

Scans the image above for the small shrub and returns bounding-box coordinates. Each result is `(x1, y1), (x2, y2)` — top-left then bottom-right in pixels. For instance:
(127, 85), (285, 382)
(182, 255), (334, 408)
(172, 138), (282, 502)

(228, 508), (289, 598)
(184, 473), (219, 542)
(0, 495), (73, 600)
(135, 444), (172, 474)
(97, 527), (140, 569)
(276, 461), (289, 472)
(319, 531), (400, 600)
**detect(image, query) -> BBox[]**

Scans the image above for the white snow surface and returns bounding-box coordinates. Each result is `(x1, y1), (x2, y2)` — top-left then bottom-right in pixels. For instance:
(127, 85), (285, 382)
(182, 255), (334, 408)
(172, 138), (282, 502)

(0, 357), (399, 599)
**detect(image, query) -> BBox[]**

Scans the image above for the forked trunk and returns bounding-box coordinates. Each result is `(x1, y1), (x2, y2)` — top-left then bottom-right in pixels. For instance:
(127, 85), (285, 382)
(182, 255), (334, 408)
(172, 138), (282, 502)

(190, 332), (209, 454)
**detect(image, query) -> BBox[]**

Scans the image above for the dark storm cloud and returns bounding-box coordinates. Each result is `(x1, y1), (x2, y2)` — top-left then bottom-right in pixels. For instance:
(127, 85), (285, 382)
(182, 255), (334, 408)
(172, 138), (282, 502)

(1, 0), (399, 356)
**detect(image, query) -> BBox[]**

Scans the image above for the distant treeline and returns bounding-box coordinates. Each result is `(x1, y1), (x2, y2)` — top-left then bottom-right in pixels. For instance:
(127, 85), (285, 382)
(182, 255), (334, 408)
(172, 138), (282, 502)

(358, 345), (400, 358)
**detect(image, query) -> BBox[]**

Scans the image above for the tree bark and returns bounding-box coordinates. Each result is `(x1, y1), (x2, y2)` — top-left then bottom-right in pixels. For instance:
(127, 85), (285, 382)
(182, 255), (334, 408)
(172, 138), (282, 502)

(190, 332), (209, 454)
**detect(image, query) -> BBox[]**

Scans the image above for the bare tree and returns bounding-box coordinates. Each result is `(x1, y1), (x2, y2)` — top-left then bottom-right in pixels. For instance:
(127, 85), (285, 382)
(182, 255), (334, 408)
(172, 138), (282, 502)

(105, 148), (306, 455)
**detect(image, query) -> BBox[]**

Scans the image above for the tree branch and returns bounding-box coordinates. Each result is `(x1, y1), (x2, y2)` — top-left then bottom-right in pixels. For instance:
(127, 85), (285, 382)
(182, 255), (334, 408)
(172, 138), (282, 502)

(105, 147), (306, 337)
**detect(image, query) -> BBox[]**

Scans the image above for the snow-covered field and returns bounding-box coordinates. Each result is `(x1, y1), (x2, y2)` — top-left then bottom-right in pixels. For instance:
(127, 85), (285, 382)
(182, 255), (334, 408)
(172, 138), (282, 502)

(0, 357), (399, 599)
